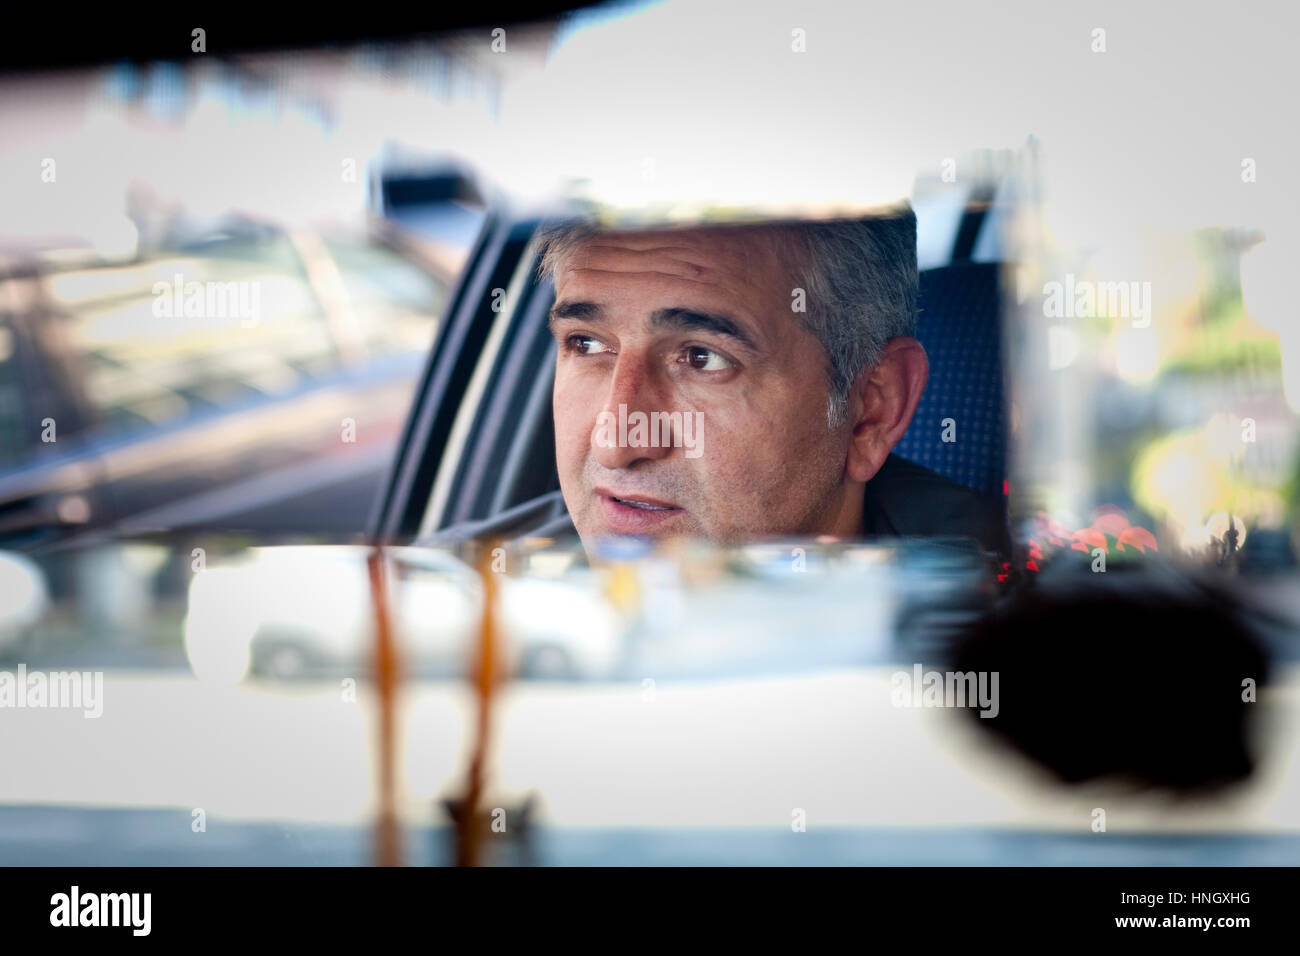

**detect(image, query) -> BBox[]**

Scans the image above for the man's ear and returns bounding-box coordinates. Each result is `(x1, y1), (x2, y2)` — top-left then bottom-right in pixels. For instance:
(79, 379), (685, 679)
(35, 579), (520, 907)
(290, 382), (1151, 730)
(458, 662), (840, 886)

(844, 336), (929, 484)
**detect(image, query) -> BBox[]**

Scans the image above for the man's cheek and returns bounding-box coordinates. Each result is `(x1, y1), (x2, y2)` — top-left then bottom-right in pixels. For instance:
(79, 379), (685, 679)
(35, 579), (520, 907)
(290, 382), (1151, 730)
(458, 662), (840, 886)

(689, 435), (763, 515)
(553, 383), (589, 453)
(699, 410), (786, 471)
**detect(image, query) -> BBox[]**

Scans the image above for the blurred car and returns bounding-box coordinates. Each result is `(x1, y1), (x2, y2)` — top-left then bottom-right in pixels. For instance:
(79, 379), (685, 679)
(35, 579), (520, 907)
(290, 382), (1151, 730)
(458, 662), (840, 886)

(500, 572), (625, 680)
(0, 214), (466, 553)
(184, 545), (480, 682)
(182, 543), (624, 683)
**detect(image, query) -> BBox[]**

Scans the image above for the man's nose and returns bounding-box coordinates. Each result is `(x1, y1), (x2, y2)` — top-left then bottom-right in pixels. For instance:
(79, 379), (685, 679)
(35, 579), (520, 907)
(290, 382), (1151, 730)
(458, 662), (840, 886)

(591, 352), (675, 469)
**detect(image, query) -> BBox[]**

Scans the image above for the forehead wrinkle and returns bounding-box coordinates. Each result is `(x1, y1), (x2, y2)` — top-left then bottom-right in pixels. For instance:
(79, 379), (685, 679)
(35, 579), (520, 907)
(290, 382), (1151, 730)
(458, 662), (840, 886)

(561, 265), (722, 288)
(579, 240), (702, 255)
(567, 229), (774, 269)
(565, 248), (726, 284)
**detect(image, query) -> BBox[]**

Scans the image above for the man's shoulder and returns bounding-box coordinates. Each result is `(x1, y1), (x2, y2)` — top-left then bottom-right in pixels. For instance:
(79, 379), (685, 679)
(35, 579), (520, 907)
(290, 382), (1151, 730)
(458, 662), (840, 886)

(862, 453), (1011, 557)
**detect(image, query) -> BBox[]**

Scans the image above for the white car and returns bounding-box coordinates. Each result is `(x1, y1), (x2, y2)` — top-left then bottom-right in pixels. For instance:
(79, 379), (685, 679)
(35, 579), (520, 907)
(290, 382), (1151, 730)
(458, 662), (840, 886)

(182, 545), (625, 683)
(184, 546), (481, 682)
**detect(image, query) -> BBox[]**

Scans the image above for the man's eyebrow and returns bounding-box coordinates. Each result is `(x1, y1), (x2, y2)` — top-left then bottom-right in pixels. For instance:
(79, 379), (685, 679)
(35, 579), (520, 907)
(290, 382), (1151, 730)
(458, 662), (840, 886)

(548, 300), (603, 327)
(649, 307), (759, 353)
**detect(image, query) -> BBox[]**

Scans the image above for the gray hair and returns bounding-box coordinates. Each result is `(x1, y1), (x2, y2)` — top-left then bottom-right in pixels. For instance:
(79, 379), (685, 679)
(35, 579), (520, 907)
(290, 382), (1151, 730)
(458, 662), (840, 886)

(536, 209), (917, 429)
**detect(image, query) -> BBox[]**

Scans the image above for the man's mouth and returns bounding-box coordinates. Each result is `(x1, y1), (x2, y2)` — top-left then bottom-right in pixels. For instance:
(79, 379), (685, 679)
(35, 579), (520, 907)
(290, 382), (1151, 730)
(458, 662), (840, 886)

(594, 488), (683, 532)
(609, 495), (674, 511)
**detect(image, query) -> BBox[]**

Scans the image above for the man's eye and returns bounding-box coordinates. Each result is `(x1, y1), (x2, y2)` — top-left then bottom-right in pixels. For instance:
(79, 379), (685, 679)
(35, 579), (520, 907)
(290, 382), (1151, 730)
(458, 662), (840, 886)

(566, 334), (610, 356)
(680, 346), (733, 372)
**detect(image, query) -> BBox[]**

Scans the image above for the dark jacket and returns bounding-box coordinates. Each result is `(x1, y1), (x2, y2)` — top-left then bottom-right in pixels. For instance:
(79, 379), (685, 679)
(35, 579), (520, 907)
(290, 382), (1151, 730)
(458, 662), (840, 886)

(859, 453), (1011, 557)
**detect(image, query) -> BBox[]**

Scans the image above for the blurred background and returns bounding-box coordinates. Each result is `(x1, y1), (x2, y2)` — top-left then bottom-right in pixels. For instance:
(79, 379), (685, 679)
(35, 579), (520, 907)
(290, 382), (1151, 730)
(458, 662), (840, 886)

(1, 0), (1298, 864)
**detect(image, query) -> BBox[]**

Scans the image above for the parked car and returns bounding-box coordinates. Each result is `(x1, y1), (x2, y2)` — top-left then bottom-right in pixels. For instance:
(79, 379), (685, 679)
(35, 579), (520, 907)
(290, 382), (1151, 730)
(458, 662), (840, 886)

(0, 215), (467, 554)
(182, 543), (623, 683)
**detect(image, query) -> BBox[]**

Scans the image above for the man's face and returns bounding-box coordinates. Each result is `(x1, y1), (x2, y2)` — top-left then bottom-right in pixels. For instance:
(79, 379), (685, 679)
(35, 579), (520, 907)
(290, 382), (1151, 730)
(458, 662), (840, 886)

(550, 226), (856, 549)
